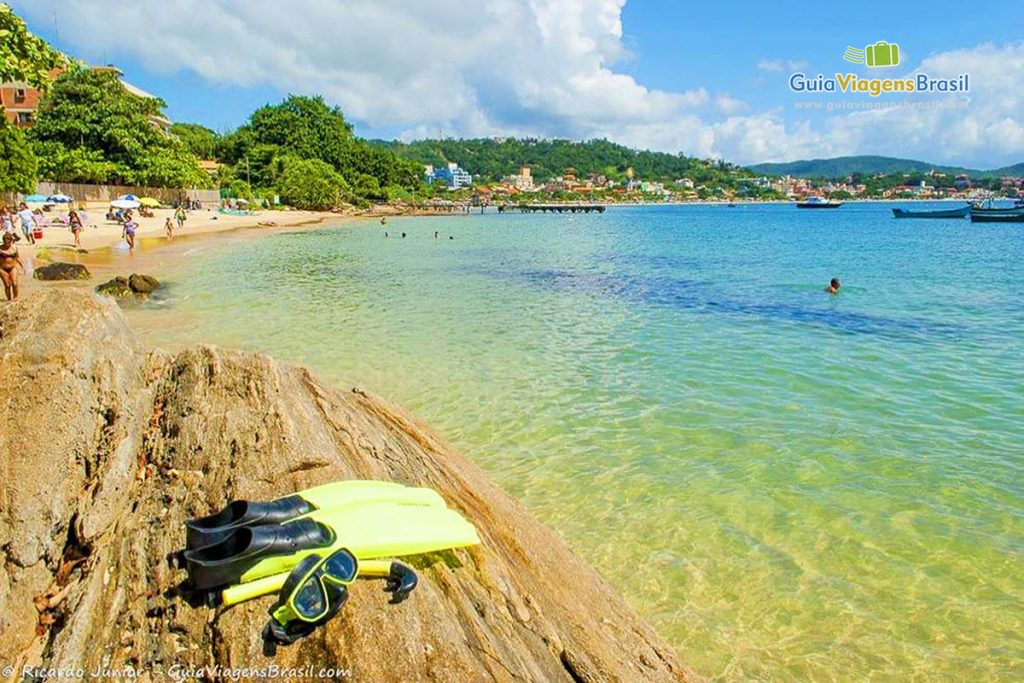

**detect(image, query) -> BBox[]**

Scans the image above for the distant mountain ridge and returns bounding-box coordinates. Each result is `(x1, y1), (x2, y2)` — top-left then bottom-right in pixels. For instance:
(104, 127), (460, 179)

(748, 155), (1024, 179)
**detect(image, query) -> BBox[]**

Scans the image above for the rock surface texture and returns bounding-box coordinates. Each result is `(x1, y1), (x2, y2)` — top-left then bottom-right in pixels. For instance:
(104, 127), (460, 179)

(32, 262), (91, 281)
(0, 290), (690, 682)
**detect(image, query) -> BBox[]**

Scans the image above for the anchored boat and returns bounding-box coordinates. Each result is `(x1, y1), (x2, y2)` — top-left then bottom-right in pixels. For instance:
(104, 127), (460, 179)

(796, 196), (843, 209)
(970, 205), (1024, 223)
(892, 205), (970, 219)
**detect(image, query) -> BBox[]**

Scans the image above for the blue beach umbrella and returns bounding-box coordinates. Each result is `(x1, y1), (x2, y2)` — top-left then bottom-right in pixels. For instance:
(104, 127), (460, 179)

(24, 194), (49, 203)
(118, 194), (139, 201)
(48, 193), (73, 203)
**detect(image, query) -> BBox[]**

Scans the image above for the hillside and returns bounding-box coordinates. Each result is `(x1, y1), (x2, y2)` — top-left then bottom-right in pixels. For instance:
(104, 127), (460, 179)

(376, 137), (745, 185)
(747, 155), (984, 178)
(748, 155), (1024, 179)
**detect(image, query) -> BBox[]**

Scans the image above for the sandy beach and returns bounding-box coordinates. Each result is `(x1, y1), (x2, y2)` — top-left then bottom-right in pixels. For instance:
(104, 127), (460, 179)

(29, 206), (333, 252)
(9, 206), (338, 296)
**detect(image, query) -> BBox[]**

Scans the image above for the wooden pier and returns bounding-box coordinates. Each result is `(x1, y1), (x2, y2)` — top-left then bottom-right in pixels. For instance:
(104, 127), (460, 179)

(498, 203), (605, 214)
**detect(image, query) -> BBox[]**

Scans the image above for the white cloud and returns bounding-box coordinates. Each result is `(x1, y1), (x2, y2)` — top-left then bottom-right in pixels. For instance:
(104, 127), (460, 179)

(816, 42), (1024, 166)
(12, 0), (1024, 167)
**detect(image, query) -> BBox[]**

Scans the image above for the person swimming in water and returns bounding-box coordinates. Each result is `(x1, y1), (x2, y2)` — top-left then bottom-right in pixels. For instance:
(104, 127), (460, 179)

(826, 277), (841, 295)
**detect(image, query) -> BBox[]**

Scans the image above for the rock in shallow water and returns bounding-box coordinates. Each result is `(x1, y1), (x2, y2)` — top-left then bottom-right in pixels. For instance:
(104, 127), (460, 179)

(96, 274), (161, 298)
(32, 261), (91, 281)
(128, 273), (160, 294)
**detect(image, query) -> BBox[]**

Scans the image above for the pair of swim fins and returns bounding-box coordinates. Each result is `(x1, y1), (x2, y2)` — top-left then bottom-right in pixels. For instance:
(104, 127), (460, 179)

(182, 480), (479, 593)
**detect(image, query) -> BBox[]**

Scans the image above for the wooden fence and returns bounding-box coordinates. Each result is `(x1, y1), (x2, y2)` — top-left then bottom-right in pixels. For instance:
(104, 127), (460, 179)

(2, 183), (220, 209)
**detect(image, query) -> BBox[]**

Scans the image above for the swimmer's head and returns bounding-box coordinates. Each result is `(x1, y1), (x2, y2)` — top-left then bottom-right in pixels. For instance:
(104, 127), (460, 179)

(830, 278), (840, 289)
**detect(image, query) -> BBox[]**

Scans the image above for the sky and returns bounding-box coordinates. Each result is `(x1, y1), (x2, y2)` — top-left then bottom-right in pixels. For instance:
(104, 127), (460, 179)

(12, 0), (1024, 168)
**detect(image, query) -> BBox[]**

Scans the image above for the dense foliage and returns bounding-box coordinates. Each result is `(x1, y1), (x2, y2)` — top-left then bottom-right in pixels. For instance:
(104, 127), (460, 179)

(0, 3), (67, 192)
(0, 3), (66, 86)
(29, 68), (210, 187)
(215, 96), (422, 206)
(275, 156), (350, 210)
(0, 118), (37, 192)
(377, 137), (745, 185)
(169, 122), (220, 159)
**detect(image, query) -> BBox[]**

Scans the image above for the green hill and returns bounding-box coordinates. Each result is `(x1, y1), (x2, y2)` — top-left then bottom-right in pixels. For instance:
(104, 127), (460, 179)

(374, 137), (745, 185)
(747, 155), (983, 178)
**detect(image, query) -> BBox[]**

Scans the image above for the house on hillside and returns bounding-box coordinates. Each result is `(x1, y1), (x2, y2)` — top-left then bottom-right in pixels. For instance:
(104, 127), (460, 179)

(0, 65), (172, 131)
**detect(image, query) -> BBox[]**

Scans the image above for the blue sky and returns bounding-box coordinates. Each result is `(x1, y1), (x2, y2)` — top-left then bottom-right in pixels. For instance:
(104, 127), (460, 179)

(13, 0), (1024, 167)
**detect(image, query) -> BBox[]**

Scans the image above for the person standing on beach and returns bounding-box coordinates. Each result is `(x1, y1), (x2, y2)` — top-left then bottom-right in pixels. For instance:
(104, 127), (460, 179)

(175, 205), (187, 232)
(16, 203), (36, 245)
(0, 232), (26, 300)
(1, 208), (15, 240)
(165, 217), (174, 241)
(123, 211), (138, 252)
(69, 210), (84, 249)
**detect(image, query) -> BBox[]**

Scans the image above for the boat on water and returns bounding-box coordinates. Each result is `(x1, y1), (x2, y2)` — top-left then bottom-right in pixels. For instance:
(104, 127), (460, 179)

(892, 205), (970, 219)
(970, 205), (1024, 223)
(796, 196), (843, 209)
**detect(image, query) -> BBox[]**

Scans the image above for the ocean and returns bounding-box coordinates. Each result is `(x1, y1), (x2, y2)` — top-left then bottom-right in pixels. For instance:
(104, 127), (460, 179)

(126, 203), (1024, 680)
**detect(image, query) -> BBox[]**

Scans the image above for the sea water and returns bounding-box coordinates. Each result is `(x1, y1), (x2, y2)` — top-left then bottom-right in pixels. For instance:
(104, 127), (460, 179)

(127, 204), (1024, 680)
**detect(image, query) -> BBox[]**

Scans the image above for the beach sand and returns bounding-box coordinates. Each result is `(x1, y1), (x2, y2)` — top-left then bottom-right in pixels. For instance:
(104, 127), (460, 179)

(11, 206), (339, 297)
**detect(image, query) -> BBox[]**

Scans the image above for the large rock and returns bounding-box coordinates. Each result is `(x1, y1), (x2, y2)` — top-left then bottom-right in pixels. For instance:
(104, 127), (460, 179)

(32, 261), (91, 281)
(128, 273), (160, 294)
(0, 290), (690, 682)
(96, 276), (134, 297)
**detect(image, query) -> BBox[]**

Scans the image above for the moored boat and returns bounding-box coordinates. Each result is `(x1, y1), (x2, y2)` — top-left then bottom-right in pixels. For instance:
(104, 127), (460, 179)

(892, 205), (970, 219)
(796, 196), (843, 209)
(970, 206), (1024, 223)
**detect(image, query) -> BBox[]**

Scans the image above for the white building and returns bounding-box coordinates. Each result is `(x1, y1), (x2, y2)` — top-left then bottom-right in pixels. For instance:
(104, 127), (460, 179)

(506, 166), (535, 191)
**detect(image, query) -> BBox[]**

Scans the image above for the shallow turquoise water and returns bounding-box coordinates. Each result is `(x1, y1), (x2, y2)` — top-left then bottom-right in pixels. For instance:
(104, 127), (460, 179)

(131, 205), (1023, 680)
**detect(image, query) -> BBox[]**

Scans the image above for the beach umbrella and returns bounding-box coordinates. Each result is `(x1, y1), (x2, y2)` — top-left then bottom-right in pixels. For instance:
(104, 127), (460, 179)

(48, 193), (73, 203)
(117, 194), (140, 202)
(24, 194), (49, 203)
(138, 197), (160, 207)
(111, 199), (141, 209)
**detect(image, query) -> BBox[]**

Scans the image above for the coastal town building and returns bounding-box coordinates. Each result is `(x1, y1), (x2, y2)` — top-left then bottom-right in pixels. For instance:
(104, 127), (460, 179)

(506, 166), (535, 191)
(426, 162), (473, 189)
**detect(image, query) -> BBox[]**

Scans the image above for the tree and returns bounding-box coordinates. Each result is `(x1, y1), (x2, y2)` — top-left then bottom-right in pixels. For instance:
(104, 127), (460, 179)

(222, 95), (422, 199)
(0, 118), (37, 192)
(32, 140), (116, 184)
(0, 3), (66, 87)
(30, 67), (210, 187)
(169, 123), (219, 159)
(276, 156), (349, 210)
(0, 3), (68, 192)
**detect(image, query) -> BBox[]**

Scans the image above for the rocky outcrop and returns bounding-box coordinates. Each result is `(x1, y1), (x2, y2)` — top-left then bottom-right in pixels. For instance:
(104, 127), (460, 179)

(32, 261), (91, 281)
(0, 290), (690, 682)
(96, 274), (161, 298)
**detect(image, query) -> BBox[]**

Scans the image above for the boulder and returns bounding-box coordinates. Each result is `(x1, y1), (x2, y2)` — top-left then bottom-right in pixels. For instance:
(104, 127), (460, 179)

(95, 276), (134, 297)
(128, 273), (160, 294)
(32, 261), (91, 281)
(0, 290), (691, 682)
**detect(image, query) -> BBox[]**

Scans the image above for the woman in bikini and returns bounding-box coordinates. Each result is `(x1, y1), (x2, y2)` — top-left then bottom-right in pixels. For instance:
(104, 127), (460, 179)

(1, 231), (26, 301)
(123, 210), (137, 252)
(69, 209), (84, 249)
